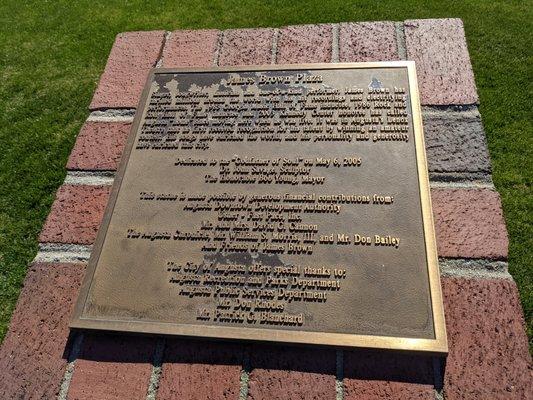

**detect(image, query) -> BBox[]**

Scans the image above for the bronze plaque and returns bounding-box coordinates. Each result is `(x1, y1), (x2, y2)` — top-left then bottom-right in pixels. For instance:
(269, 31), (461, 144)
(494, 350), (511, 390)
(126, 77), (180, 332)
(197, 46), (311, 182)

(71, 62), (447, 353)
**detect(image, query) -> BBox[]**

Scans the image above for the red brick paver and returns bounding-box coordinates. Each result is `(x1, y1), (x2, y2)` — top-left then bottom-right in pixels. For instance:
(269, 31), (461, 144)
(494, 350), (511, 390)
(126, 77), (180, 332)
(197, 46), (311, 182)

(90, 31), (166, 110)
(432, 188), (508, 259)
(162, 29), (220, 68)
(0, 263), (85, 400)
(248, 345), (336, 400)
(157, 339), (243, 399)
(442, 277), (532, 399)
(219, 28), (275, 66)
(68, 334), (156, 400)
(276, 24), (332, 64)
(405, 18), (478, 105)
(39, 185), (111, 245)
(344, 351), (435, 399)
(67, 121), (131, 170)
(339, 21), (399, 62)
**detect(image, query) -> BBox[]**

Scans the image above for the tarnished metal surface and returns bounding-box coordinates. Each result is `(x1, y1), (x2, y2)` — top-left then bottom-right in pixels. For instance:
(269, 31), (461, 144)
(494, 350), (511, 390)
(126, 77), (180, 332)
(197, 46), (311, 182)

(71, 62), (447, 353)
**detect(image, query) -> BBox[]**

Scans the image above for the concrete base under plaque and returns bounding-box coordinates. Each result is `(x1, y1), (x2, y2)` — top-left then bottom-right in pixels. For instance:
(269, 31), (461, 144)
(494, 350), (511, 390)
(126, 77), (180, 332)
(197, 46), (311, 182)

(0, 19), (531, 400)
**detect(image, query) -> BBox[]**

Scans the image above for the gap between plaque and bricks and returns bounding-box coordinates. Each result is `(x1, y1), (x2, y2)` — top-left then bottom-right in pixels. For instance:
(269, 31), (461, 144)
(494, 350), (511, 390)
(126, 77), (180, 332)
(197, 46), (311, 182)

(0, 19), (531, 400)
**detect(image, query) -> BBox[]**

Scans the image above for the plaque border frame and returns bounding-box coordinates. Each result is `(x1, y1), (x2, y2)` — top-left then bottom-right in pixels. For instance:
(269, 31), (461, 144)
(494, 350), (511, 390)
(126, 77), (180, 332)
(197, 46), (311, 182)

(70, 62), (448, 354)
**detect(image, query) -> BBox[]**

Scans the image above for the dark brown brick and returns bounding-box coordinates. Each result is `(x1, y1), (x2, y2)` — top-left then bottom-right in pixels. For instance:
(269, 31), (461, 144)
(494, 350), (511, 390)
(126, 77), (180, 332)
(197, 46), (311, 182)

(0, 263), (85, 400)
(68, 334), (155, 400)
(442, 277), (532, 399)
(344, 350), (435, 399)
(276, 24), (332, 64)
(90, 31), (166, 110)
(404, 19), (478, 105)
(248, 344), (336, 400)
(431, 188), (508, 259)
(423, 109), (491, 174)
(157, 339), (243, 399)
(67, 121), (131, 171)
(339, 22), (399, 62)
(39, 185), (111, 245)
(219, 28), (275, 66)
(162, 29), (220, 67)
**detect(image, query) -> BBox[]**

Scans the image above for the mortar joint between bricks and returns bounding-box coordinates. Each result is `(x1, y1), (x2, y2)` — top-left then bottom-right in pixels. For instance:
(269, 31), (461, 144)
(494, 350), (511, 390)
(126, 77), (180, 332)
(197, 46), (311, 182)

(146, 338), (166, 400)
(335, 349), (344, 400)
(428, 173), (494, 187)
(331, 23), (340, 62)
(88, 108), (136, 121)
(239, 345), (252, 400)
(421, 104), (481, 117)
(438, 258), (511, 280)
(155, 31), (171, 68)
(432, 357), (445, 397)
(395, 22), (407, 60)
(34, 243), (93, 264)
(271, 28), (280, 64)
(64, 171), (115, 186)
(57, 332), (84, 400)
(421, 104), (479, 113)
(213, 30), (224, 66)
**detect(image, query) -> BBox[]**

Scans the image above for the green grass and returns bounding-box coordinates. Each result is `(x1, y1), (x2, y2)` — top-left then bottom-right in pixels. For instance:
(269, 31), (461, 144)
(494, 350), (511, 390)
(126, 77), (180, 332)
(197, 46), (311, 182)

(0, 1), (531, 346)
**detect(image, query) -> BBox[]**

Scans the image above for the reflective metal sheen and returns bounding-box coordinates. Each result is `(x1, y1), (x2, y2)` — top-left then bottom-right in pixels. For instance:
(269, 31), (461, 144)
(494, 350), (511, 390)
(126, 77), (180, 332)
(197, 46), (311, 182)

(71, 62), (447, 353)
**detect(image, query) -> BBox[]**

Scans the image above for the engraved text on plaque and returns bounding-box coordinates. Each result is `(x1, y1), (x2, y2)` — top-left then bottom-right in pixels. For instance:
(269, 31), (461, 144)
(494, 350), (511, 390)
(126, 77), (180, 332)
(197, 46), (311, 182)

(71, 63), (447, 352)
